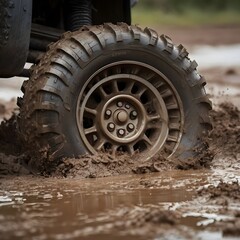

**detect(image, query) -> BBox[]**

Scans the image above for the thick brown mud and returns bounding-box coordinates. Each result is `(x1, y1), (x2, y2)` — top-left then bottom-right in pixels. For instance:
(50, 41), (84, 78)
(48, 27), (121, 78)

(0, 99), (239, 239)
(1, 100), (239, 178)
(1, 100), (240, 239)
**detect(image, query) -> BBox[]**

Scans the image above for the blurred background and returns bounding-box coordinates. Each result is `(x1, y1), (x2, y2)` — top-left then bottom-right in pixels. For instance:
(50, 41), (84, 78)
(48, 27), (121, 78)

(132, 0), (240, 27)
(131, 0), (240, 108)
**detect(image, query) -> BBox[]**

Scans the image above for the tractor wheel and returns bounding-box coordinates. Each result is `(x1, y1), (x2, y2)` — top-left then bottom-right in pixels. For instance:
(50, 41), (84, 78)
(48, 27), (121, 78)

(18, 23), (212, 163)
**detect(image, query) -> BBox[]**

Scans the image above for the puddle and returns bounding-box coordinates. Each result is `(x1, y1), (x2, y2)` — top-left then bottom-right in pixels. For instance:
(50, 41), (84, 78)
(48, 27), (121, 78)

(0, 169), (240, 240)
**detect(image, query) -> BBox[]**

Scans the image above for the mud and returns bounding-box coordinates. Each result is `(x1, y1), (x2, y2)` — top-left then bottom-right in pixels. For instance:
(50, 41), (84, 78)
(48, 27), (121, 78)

(196, 181), (240, 237)
(0, 169), (239, 240)
(1, 100), (239, 178)
(199, 181), (240, 200)
(210, 102), (240, 169)
(53, 142), (214, 178)
(1, 25), (240, 239)
(0, 100), (240, 239)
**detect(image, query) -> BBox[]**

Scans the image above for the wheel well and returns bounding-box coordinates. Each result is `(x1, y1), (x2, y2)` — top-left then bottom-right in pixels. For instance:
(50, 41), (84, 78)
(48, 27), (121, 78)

(32, 0), (131, 30)
(92, 0), (131, 25)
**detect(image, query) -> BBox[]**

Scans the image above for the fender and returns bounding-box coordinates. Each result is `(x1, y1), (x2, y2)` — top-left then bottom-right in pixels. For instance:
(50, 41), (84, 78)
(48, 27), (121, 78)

(0, 0), (32, 77)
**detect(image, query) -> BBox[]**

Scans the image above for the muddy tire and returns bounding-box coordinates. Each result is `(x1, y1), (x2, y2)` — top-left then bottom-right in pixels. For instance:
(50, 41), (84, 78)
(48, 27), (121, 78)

(18, 23), (212, 162)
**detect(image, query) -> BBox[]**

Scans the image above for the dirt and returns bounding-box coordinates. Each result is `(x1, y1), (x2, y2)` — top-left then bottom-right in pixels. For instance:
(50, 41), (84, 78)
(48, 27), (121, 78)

(1, 100), (238, 178)
(196, 181), (240, 237)
(155, 25), (240, 47)
(198, 181), (240, 202)
(0, 25), (240, 239)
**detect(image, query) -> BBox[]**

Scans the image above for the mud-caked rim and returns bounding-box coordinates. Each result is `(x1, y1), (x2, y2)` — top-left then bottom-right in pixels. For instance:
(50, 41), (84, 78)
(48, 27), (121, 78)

(76, 61), (184, 158)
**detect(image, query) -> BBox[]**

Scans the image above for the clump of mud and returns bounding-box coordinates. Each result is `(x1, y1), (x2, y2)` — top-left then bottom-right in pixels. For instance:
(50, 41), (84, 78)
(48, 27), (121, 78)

(54, 145), (213, 178)
(198, 181), (240, 237)
(0, 114), (22, 155)
(174, 141), (214, 170)
(223, 214), (240, 237)
(210, 102), (240, 168)
(0, 114), (29, 176)
(198, 181), (240, 200)
(53, 153), (173, 178)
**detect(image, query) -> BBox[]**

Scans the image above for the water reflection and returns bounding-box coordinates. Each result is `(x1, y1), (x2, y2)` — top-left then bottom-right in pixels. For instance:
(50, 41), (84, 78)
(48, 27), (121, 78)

(0, 169), (239, 240)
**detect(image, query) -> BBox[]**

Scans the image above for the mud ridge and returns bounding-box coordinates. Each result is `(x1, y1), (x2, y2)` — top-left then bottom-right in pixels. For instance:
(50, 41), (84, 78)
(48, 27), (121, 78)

(197, 181), (240, 237)
(210, 102), (240, 169)
(198, 181), (240, 200)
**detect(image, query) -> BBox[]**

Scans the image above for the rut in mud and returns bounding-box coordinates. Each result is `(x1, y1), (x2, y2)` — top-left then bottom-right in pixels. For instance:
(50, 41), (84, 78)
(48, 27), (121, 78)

(0, 101), (239, 178)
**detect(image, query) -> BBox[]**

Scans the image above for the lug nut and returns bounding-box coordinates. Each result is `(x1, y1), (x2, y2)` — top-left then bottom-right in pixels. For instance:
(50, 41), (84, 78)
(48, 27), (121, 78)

(127, 123), (135, 132)
(105, 109), (112, 119)
(117, 129), (125, 137)
(130, 110), (138, 120)
(107, 123), (115, 132)
(125, 104), (130, 109)
(117, 101), (123, 108)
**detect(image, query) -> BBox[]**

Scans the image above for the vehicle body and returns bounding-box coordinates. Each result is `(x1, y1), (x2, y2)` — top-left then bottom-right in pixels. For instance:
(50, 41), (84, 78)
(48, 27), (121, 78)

(0, 0), (212, 168)
(0, 0), (134, 77)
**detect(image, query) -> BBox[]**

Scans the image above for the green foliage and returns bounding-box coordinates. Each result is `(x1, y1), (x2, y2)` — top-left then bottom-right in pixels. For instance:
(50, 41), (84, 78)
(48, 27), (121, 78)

(132, 0), (240, 26)
(140, 0), (240, 12)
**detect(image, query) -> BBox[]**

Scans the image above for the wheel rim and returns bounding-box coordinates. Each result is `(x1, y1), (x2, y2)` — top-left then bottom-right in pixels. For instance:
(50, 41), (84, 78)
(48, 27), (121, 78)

(77, 61), (184, 158)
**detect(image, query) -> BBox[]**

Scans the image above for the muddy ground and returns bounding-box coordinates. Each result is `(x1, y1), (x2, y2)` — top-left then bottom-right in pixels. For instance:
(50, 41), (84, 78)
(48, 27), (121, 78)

(0, 25), (240, 239)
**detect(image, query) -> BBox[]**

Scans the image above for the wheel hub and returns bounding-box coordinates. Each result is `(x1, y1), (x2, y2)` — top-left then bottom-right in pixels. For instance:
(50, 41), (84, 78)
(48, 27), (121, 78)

(115, 110), (128, 124)
(100, 95), (146, 144)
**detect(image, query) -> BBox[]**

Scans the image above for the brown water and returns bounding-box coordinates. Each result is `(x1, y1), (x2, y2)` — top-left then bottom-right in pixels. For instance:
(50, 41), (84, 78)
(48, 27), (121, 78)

(1, 169), (240, 240)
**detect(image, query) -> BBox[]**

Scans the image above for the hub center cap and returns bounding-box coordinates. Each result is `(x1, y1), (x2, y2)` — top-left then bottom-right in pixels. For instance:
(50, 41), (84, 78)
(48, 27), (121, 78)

(115, 110), (128, 124)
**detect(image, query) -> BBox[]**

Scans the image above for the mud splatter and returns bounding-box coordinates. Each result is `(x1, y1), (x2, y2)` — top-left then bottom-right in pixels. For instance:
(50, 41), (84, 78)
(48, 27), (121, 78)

(210, 102), (240, 169)
(0, 101), (239, 178)
(0, 114), (22, 155)
(0, 114), (30, 176)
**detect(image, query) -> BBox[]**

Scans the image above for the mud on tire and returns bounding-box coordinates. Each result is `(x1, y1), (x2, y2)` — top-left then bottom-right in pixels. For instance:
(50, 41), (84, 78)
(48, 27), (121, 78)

(18, 23), (212, 163)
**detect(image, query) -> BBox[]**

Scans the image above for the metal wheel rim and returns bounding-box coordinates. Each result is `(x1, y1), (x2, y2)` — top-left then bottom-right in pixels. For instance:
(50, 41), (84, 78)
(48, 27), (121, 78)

(76, 61), (184, 158)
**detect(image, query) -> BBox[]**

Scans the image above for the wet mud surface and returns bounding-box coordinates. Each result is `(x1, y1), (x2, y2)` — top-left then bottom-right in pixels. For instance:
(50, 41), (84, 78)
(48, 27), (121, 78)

(0, 93), (239, 240)
(0, 169), (240, 239)
(1, 26), (240, 239)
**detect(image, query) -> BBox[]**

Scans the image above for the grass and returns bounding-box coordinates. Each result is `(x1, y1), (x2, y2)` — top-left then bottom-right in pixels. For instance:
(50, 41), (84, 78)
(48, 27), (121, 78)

(132, 7), (240, 27)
